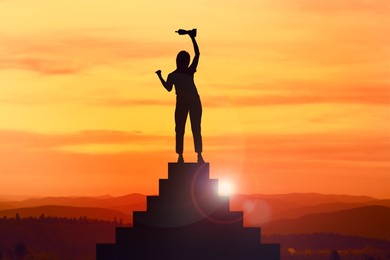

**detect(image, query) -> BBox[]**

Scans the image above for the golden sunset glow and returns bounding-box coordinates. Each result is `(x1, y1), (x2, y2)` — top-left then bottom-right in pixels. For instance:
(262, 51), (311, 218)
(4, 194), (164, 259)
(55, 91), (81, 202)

(218, 180), (235, 196)
(0, 0), (389, 198)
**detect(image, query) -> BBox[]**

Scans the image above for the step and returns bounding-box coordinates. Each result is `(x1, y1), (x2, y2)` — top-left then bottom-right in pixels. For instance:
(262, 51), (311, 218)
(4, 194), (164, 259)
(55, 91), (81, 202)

(168, 162), (210, 180)
(158, 178), (219, 199)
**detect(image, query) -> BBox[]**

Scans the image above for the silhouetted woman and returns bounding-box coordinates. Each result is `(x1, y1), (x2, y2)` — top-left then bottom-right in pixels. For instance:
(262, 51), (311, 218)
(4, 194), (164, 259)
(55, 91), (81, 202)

(156, 29), (204, 163)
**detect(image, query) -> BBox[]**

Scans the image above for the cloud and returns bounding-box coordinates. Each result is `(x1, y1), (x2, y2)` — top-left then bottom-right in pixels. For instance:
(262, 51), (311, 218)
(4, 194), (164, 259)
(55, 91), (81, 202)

(0, 129), (388, 197)
(93, 98), (173, 107)
(285, 0), (389, 14)
(243, 132), (390, 163)
(1, 83), (387, 108)
(238, 131), (390, 197)
(0, 129), (167, 151)
(0, 58), (82, 75)
(204, 83), (389, 107)
(0, 31), (176, 75)
(2, 129), (387, 165)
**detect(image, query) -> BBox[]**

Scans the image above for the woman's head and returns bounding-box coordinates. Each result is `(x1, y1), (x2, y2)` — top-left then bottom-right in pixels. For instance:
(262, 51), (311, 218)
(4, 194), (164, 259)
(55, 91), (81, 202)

(176, 50), (190, 69)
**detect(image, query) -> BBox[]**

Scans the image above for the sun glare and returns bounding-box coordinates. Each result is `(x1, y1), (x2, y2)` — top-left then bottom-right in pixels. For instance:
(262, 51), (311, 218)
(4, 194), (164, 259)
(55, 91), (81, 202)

(218, 180), (235, 196)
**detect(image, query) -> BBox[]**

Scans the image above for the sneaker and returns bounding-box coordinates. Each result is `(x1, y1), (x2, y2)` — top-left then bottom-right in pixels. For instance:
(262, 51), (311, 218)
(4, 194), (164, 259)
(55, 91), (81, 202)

(197, 153), (205, 163)
(177, 154), (184, 163)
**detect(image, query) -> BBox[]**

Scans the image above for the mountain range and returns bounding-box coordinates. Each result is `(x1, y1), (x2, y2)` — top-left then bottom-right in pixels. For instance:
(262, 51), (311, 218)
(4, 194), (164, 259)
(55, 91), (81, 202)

(1, 193), (389, 240)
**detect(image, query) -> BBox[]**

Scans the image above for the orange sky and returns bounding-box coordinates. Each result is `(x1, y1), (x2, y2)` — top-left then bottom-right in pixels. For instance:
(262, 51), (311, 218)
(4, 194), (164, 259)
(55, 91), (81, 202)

(0, 0), (389, 198)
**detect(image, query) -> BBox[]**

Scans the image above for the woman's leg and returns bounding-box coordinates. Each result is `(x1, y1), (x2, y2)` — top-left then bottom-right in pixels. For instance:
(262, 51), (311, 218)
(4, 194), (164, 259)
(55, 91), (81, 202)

(175, 98), (189, 156)
(189, 98), (203, 154)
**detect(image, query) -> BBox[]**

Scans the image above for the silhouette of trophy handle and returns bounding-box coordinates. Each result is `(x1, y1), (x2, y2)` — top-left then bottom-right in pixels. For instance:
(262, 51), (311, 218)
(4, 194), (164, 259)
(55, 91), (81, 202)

(175, 29), (197, 38)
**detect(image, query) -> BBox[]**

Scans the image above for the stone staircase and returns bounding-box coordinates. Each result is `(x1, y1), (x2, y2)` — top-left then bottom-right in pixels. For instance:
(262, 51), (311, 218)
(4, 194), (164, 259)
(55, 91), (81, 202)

(96, 163), (280, 260)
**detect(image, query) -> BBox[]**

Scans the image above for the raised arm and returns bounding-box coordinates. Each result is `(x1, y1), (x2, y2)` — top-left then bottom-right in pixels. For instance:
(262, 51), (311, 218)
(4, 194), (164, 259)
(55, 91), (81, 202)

(155, 70), (173, 92)
(189, 33), (200, 72)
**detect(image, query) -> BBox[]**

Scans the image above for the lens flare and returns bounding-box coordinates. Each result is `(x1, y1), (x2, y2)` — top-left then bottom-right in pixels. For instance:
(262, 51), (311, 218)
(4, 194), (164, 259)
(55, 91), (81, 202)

(218, 180), (235, 196)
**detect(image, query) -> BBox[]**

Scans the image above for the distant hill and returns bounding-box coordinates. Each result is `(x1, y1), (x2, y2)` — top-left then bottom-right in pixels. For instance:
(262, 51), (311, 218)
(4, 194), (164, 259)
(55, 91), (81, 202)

(0, 202), (13, 210)
(262, 205), (390, 240)
(230, 193), (384, 225)
(261, 193), (376, 205)
(1, 193), (389, 232)
(0, 193), (146, 214)
(270, 200), (390, 220)
(0, 205), (131, 223)
(0, 193), (389, 259)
